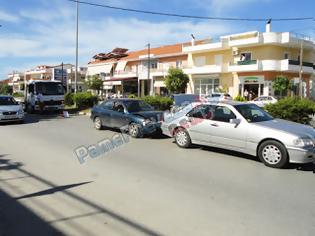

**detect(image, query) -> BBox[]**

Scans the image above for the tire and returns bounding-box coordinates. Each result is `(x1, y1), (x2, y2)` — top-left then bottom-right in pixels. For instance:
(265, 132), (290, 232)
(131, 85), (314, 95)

(128, 123), (143, 138)
(94, 117), (103, 130)
(174, 128), (191, 148)
(258, 140), (288, 168)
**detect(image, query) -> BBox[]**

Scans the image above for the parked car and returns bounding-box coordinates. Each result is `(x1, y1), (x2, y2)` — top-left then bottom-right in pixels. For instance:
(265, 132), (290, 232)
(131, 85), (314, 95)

(161, 101), (315, 168)
(91, 99), (163, 138)
(249, 96), (278, 107)
(205, 93), (232, 102)
(0, 95), (24, 123)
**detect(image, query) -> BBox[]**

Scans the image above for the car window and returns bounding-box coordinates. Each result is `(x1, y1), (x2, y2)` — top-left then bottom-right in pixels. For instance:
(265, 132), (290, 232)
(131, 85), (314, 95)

(101, 100), (114, 110)
(0, 97), (18, 105)
(268, 97), (273, 101)
(124, 100), (153, 112)
(234, 104), (273, 123)
(113, 103), (125, 113)
(187, 105), (214, 120)
(212, 106), (236, 122)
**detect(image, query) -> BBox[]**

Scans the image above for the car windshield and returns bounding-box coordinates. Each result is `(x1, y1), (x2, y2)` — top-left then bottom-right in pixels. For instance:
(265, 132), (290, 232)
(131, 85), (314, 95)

(35, 82), (65, 95)
(123, 100), (154, 113)
(234, 104), (274, 123)
(0, 97), (18, 106)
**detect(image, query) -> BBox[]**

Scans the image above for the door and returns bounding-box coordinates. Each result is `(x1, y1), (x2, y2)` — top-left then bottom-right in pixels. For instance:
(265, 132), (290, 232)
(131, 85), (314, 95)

(185, 105), (215, 144)
(208, 105), (247, 150)
(111, 102), (129, 129)
(99, 100), (114, 127)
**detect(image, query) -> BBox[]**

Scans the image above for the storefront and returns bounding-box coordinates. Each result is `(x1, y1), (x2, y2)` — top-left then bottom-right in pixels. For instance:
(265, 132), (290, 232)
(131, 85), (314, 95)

(238, 75), (271, 99)
(103, 78), (137, 97)
(193, 76), (220, 97)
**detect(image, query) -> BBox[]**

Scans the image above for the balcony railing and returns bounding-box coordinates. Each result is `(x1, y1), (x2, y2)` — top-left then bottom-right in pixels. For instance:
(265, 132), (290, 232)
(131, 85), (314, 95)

(288, 60), (314, 67)
(230, 60), (257, 66)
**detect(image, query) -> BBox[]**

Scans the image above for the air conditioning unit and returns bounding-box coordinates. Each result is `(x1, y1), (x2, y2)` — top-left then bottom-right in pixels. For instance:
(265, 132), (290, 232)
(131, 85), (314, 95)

(232, 47), (239, 56)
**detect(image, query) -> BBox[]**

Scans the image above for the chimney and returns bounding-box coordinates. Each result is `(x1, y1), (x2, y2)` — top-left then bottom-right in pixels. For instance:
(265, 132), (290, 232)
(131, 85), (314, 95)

(266, 19), (271, 33)
(191, 34), (195, 46)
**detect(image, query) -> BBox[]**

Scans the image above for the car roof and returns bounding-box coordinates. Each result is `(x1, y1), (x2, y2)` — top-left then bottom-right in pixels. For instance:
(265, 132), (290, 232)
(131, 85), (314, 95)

(194, 100), (247, 106)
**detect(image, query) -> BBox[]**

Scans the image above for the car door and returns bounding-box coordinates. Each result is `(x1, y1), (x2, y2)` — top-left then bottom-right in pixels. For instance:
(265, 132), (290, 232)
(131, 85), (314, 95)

(184, 104), (215, 144)
(208, 105), (247, 150)
(111, 102), (129, 129)
(98, 100), (114, 127)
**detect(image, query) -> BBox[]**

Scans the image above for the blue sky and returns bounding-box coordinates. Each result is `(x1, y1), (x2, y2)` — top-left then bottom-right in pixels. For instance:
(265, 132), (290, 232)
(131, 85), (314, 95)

(0, 0), (314, 80)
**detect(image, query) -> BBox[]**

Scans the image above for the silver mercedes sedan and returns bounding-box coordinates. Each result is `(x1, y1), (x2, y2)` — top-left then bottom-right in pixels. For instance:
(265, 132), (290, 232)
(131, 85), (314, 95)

(161, 101), (315, 168)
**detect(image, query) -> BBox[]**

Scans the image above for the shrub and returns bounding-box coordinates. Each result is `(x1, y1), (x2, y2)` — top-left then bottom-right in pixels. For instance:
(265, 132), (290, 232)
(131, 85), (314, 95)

(265, 97), (315, 124)
(128, 94), (137, 98)
(165, 68), (189, 94)
(12, 92), (24, 97)
(64, 92), (74, 106)
(142, 96), (173, 111)
(73, 92), (98, 109)
(234, 95), (247, 102)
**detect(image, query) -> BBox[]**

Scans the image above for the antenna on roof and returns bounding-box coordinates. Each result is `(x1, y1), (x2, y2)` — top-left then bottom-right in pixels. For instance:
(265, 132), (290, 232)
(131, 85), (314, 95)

(191, 34), (195, 46)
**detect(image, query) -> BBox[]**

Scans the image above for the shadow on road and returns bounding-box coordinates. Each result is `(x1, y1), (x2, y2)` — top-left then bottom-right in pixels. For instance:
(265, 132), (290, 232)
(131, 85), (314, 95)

(0, 155), (162, 236)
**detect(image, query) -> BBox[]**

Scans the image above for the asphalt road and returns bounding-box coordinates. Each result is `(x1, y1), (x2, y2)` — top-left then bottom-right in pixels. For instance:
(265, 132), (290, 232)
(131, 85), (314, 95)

(0, 114), (314, 236)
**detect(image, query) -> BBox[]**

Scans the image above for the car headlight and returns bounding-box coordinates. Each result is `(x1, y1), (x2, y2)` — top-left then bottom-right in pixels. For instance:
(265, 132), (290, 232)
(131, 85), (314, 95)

(293, 138), (314, 147)
(142, 119), (151, 126)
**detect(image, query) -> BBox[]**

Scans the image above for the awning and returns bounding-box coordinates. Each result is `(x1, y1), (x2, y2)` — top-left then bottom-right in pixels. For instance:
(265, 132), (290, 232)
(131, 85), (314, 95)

(103, 81), (121, 86)
(88, 64), (113, 75)
(154, 80), (166, 87)
(115, 61), (127, 72)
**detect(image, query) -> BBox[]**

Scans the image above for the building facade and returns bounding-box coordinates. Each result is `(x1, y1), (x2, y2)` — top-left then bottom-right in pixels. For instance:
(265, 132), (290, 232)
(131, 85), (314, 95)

(86, 44), (188, 97)
(183, 30), (315, 99)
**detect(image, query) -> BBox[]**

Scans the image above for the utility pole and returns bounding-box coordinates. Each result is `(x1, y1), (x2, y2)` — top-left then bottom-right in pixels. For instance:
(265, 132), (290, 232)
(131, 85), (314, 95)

(74, 0), (79, 94)
(147, 43), (151, 96)
(298, 38), (304, 98)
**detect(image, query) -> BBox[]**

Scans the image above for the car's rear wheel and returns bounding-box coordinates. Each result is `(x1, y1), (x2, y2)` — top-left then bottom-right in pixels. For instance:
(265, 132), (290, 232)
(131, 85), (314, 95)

(128, 123), (143, 138)
(258, 140), (288, 168)
(174, 128), (191, 148)
(94, 117), (103, 130)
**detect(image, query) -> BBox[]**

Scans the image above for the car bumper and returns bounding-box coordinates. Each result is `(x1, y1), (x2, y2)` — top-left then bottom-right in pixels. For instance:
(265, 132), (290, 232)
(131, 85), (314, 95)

(287, 146), (315, 164)
(160, 122), (173, 137)
(142, 122), (161, 135)
(34, 105), (64, 111)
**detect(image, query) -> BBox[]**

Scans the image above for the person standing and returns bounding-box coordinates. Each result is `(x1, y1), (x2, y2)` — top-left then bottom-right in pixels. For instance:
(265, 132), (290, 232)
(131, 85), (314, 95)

(244, 89), (249, 100)
(37, 92), (45, 113)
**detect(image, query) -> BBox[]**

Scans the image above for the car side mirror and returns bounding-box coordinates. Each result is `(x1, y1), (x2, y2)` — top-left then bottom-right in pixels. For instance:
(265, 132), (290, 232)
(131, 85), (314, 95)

(229, 118), (241, 127)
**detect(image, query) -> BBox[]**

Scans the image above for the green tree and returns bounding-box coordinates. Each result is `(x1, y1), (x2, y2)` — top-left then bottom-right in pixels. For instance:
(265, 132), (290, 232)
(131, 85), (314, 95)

(86, 75), (103, 94)
(272, 75), (290, 97)
(0, 84), (13, 95)
(165, 68), (189, 94)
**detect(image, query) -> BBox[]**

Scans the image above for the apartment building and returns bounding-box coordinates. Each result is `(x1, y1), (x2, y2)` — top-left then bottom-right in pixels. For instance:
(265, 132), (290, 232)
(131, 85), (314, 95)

(7, 71), (25, 92)
(6, 64), (87, 93)
(87, 44), (188, 96)
(183, 26), (315, 98)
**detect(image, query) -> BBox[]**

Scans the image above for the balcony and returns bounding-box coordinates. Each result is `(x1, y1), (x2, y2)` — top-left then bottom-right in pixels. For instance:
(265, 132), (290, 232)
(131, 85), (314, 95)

(182, 38), (225, 53)
(228, 60), (259, 72)
(113, 70), (137, 78)
(183, 65), (222, 74)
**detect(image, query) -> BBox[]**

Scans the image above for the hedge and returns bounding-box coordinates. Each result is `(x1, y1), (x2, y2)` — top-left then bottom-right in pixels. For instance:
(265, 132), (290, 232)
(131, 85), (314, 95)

(73, 92), (98, 109)
(264, 97), (315, 124)
(64, 92), (75, 106)
(141, 96), (173, 111)
(12, 92), (25, 97)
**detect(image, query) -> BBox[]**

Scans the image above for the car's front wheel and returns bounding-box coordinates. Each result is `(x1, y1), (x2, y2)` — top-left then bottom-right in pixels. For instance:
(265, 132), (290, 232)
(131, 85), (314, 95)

(94, 117), (103, 130)
(258, 140), (288, 168)
(128, 123), (143, 138)
(174, 128), (191, 148)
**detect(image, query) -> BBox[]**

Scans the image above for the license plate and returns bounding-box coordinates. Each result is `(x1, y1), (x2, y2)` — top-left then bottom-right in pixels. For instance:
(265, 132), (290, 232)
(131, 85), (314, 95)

(4, 115), (17, 119)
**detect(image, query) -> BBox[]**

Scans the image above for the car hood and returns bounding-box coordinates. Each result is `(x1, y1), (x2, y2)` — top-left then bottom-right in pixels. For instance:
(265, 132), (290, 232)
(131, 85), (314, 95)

(0, 105), (21, 112)
(253, 119), (315, 138)
(131, 111), (164, 121)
